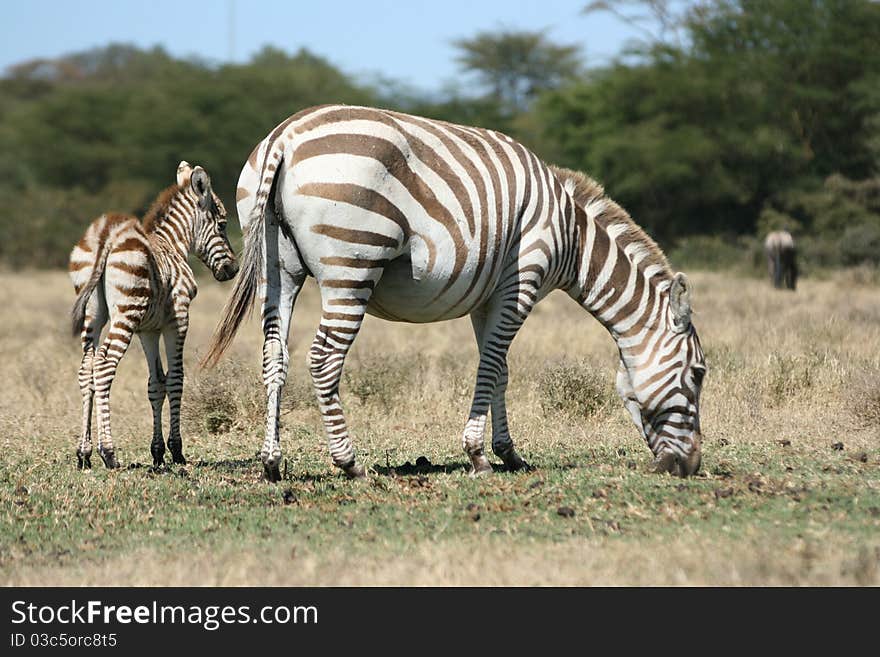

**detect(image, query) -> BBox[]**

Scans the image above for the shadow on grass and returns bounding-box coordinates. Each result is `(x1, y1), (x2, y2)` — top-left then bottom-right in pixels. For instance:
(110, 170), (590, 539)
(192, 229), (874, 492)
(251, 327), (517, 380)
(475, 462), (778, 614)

(123, 458), (258, 476)
(130, 455), (537, 482)
(371, 460), (472, 477)
(368, 455), (538, 477)
(191, 458), (256, 472)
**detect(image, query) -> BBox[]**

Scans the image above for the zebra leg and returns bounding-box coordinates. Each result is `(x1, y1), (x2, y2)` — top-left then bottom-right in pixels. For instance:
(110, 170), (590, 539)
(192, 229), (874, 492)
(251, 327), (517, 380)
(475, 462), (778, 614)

(308, 292), (374, 480)
(464, 288), (535, 475)
(773, 250), (783, 288)
(163, 317), (188, 465)
(93, 320), (137, 469)
(259, 270), (305, 482)
(76, 291), (107, 469)
(489, 364), (530, 471)
(139, 332), (166, 466)
(469, 311), (529, 472)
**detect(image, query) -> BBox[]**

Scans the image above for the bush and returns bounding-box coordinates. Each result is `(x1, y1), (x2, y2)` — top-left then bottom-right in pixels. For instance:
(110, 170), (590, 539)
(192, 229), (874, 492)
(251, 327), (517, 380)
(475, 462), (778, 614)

(667, 234), (760, 272)
(183, 358), (313, 435)
(538, 360), (615, 419)
(765, 353), (814, 407)
(342, 353), (427, 408)
(182, 359), (263, 435)
(839, 223), (880, 266)
(848, 364), (880, 427)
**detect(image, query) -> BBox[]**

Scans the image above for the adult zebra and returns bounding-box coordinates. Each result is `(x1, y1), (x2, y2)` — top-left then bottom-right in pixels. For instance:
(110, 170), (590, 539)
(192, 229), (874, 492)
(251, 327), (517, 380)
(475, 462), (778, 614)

(764, 230), (797, 290)
(204, 105), (706, 480)
(70, 162), (237, 469)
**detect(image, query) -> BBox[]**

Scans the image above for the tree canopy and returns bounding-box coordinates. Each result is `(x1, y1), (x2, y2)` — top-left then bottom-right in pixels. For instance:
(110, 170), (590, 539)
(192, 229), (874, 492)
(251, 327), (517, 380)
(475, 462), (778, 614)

(2, 1), (879, 270)
(453, 30), (582, 114)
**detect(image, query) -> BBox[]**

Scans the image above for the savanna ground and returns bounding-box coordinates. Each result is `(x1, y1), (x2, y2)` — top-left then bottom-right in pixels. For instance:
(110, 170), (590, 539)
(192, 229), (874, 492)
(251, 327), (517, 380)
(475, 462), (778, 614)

(0, 268), (878, 586)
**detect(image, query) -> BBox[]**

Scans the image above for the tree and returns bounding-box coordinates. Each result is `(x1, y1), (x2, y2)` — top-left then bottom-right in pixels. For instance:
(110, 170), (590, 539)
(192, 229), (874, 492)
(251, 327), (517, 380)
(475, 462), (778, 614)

(0, 43), (380, 267)
(540, 0), (880, 243)
(453, 30), (582, 114)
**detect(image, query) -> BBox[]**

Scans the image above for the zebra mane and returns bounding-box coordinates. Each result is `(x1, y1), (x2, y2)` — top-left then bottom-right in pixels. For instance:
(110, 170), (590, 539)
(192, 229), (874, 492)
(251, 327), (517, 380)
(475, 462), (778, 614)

(141, 184), (184, 233)
(550, 165), (672, 277)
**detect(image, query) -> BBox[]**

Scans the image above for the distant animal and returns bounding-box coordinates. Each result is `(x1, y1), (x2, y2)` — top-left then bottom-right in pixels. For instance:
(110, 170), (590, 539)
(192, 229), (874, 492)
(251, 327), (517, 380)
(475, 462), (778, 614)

(203, 105), (706, 480)
(764, 230), (797, 290)
(69, 162), (237, 470)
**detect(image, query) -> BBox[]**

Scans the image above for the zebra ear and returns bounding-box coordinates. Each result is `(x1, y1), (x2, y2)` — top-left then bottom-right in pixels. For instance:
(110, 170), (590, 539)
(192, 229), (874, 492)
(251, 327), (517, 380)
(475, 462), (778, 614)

(176, 161), (193, 187)
(669, 272), (692, 332)
(191, 167), (212, 210)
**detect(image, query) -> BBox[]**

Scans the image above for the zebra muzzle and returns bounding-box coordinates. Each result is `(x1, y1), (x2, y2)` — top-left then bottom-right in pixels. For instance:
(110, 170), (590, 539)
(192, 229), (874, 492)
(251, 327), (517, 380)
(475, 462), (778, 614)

(652, 437), (701, 478)
(215, 260), (239, 281)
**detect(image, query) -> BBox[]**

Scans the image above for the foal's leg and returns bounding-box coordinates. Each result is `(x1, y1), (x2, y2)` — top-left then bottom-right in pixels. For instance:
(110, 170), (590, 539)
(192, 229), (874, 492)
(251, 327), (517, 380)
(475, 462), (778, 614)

(93, 312), (140, 469)
(138, 331), (166, 466)
(76, 289), (107, 469)
(163, 314), (188, 465)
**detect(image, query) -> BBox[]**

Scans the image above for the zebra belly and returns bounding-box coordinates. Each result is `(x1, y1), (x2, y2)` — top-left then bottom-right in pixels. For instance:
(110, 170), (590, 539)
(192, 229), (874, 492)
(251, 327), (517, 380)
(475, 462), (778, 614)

(366, 255), (482, 323)
(136, 302), (172, 332)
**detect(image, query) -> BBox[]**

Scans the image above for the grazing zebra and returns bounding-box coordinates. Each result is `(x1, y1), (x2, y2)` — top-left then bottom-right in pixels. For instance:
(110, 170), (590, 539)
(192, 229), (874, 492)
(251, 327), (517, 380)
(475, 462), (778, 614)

(69, 162), (238, 469)
(764, 230), (797, 290)
(203, 105), (706, 480)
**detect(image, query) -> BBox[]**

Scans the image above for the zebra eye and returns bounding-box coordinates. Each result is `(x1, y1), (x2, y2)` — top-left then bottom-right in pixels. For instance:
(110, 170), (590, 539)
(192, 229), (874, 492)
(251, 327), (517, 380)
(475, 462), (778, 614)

(692, 366), (706, 386)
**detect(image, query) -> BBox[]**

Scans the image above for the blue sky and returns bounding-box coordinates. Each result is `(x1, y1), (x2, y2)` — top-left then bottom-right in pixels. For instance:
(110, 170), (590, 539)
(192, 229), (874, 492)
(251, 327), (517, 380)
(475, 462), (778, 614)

(0, 0), (650, 92)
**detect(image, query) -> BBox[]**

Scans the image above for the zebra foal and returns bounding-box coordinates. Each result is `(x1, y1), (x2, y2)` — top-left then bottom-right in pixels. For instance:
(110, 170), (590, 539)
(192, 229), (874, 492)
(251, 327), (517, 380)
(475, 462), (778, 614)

(204, 105), (707, 481)
(69, 162), (237, 469)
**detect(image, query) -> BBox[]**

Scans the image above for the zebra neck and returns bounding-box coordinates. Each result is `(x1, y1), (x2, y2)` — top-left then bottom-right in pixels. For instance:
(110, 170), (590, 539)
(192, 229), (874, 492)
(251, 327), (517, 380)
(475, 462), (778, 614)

(148, 195), (195, 259)
(570, 219), (673, 346)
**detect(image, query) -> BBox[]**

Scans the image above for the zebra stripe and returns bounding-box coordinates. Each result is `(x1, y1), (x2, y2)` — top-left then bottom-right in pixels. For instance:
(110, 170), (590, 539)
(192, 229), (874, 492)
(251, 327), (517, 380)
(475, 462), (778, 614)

(204, 105), (706, 480)
(69, 162), (237, 470)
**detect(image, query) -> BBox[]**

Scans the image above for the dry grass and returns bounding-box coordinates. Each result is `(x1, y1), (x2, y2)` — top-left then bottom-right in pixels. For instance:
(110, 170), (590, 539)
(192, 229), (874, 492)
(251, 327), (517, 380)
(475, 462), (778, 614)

(0, 269), (878, 586)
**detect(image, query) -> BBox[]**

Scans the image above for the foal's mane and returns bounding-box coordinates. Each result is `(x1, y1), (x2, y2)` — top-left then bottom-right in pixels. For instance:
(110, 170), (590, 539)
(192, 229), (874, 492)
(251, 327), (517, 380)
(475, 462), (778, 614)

(141, 185), (183, 233)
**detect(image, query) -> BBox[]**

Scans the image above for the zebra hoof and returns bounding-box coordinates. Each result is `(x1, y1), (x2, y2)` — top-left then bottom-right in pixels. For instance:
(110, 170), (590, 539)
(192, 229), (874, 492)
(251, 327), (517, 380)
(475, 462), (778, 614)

(151, 447), (165, 468)
(98, 448), (119, 469)
(168, 440), (185, 465)
(509, 458), (533, 473)
(496, 449), (531, 472)
(469, 454), (493, 477)
(342, 462), (366, 480)
(263, 462), (282, 483)
(77, 450), (92, 470)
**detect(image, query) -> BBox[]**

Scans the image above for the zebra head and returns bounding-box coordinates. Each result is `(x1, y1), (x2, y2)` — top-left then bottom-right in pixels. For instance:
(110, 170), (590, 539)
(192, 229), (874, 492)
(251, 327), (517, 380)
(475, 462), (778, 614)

(178, 162), (238, 282)
(616, 272), (706, 477)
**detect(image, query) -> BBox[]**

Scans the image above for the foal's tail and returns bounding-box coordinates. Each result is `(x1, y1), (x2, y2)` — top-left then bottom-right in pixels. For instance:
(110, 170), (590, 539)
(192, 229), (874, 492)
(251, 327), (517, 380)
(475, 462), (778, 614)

(70, 246), (109, 337)
(201, 141), (284, 368)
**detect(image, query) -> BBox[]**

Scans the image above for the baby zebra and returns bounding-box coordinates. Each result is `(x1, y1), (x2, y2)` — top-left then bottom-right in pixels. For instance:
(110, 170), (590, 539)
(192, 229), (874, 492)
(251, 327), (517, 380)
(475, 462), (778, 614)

(69, 162), (238, 469)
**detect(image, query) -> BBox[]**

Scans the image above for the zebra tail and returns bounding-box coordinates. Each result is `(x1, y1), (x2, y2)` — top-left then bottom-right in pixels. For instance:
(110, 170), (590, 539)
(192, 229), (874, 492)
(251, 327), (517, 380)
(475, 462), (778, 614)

(70, 246), (109, 337)
(201, 149), (282, 369)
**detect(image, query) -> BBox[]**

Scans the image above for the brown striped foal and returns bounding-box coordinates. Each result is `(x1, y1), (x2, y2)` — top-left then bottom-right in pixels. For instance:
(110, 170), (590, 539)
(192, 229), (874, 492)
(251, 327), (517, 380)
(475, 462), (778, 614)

(69, 162), (237, 469)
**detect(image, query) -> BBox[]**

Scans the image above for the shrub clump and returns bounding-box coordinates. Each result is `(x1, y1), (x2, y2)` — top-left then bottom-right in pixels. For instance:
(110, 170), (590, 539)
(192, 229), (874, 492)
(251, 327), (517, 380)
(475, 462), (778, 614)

(765, 353), (814, 406)
(847, 364), (880, 427)
(538, 360), (615, 419)
(342, 353), (427, 408)
(183, 358), (312, 435)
